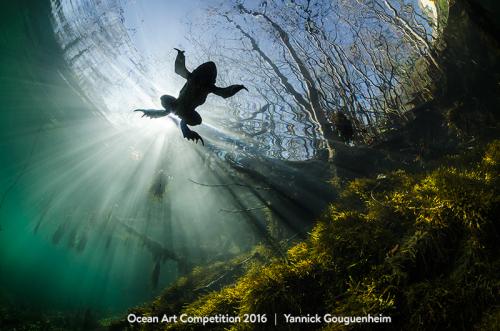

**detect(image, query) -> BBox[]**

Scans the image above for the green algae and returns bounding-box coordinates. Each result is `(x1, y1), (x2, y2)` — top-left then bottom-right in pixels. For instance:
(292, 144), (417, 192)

(119, 140), (499, 331)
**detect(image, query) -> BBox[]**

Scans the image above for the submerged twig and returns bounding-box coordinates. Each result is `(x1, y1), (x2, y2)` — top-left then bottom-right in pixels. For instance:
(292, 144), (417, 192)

(370, 176), (388, 206)
(219, 205), (268, 213)
(189, 178), (271, 191)
(194, 254), (256, 292)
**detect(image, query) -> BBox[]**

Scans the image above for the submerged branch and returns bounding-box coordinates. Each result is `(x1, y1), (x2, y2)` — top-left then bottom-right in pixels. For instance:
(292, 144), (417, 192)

(188, 178), (271, 191)
(193, 255), (255, 293)
(218, 205), (268, 213)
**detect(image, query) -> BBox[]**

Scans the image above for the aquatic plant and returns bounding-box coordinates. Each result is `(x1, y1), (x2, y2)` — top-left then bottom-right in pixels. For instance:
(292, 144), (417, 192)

(119, 140), (499, 330)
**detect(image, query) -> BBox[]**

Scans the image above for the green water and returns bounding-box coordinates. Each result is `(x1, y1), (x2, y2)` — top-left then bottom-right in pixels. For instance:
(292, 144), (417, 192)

(0, 0), (263, 316)
(0, 1), (145, 314)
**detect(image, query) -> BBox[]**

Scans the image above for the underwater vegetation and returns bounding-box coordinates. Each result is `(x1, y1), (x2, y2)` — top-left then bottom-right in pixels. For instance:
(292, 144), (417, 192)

(113, 140), (500, 330)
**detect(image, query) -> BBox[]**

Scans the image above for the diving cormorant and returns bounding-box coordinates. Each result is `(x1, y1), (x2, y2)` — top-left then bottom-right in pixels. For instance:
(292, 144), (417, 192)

(134, 48), (247, 145)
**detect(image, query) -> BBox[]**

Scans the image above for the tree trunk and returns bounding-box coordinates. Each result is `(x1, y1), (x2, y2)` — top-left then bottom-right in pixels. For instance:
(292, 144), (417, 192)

(237, 5), (340, 159)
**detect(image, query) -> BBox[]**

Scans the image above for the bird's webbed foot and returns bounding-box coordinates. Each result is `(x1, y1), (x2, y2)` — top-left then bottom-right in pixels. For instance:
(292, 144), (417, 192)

(134, 109), (169, 119)
(181, 121), (204, 145)
(184, 130), (204, 146)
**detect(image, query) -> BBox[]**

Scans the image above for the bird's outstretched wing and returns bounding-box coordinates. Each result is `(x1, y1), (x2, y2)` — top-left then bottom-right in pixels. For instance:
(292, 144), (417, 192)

(174, 48), (190, 79)
(134, 109), (169, 119)
(212, 85), (248, 99)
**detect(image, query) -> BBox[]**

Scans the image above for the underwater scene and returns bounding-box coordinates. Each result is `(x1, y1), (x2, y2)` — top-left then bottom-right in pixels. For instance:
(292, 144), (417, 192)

(0, 0), (499, 330)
